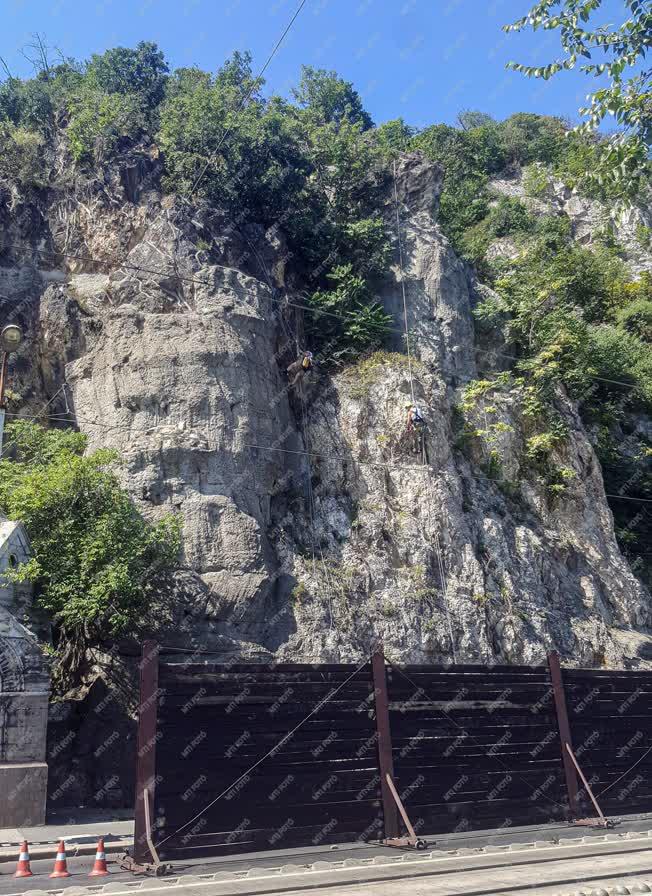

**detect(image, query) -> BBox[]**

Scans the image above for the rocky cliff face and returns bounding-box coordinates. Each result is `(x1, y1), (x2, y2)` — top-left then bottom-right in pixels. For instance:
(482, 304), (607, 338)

(488, 168), (652, 277)
(2, 150), (651, 672)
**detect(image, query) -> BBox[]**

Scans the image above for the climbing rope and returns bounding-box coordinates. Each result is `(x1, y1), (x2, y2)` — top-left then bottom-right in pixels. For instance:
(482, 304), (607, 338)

(392, 158), (416, 407)
(434, 528), (457, 664)
(298, 385), (317, 578)
(298, 383), (334, 629)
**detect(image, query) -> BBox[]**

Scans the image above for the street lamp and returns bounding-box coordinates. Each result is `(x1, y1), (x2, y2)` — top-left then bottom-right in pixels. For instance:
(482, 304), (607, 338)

(0, 324), (24, 407)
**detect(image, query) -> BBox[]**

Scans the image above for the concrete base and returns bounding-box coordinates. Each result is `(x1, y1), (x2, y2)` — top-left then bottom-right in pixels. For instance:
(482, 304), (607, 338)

(0, 762), (47, 826)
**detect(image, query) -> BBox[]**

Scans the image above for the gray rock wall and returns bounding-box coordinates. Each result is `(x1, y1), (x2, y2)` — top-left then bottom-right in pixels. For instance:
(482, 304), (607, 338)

(0, 151), (650, 673)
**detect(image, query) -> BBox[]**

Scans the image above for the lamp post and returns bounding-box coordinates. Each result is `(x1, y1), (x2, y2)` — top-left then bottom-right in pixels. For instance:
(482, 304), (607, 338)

(0, 324), (24, 456)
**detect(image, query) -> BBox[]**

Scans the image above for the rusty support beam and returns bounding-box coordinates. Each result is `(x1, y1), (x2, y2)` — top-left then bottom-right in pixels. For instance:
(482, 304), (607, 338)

(371, 647), (399, 839)
(565, 743), (610, 828)
(547, 651), (579, 819)
(133, 640), (159, 864)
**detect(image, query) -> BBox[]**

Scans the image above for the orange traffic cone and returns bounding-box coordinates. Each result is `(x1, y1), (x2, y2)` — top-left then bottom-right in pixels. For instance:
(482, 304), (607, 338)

(49, 840), (71, 878)
(89, 838), (109, 876)
(13, 841), (33, 878)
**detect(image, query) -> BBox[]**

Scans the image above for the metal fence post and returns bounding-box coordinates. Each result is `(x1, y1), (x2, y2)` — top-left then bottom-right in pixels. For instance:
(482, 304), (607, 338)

(547, 650), (579, 818)
(371, 647), (399, 839)
(134, 640), (159, 863)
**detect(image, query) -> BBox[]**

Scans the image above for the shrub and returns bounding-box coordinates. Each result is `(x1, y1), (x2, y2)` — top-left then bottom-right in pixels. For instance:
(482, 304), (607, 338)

(67, 91), (146, 162)
(306, 265), (392, 361)
(523, 163), (550, 197)
(0, 422), (181, 665)
(588, 324), (652, 406)
(616, 298), (652, 343)
(0, 122), (47, 186)
(487, 197), (534, 238)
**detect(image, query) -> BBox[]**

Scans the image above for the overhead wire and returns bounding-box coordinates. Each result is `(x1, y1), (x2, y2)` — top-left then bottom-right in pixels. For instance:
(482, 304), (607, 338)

(1, 239), (648, 394)
(188, 0), (309, 197)
(4, 406), (652, 503)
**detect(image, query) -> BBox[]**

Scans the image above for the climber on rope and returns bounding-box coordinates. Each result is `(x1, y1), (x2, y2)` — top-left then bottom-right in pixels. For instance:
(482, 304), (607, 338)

(405, 402), (428, 463)
(287, 351), (314, 387)
(406, 403), (425, 433)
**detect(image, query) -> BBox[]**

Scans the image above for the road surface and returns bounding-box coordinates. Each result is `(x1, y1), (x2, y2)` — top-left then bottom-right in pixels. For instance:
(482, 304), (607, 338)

(3, 817), (652, 896)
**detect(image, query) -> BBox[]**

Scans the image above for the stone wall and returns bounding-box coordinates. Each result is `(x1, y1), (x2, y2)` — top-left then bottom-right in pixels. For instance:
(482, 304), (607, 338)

(0, 521), (50, 825)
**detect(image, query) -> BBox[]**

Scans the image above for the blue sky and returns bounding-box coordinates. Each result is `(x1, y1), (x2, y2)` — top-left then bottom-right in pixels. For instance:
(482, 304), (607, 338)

(2, 0), (626, 129)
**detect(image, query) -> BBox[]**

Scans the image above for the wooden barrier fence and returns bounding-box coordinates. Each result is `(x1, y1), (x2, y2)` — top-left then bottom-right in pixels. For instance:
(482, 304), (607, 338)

(133, 645), (652, 862)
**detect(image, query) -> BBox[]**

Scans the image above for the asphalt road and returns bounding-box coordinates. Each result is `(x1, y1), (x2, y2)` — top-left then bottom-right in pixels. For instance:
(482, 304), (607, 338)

(3, 835), (652, 896)
(3, 815), (652, 896)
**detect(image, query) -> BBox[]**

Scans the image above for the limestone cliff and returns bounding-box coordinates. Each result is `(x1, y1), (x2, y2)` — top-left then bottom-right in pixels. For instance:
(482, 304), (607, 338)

(1, 149), (651, 673)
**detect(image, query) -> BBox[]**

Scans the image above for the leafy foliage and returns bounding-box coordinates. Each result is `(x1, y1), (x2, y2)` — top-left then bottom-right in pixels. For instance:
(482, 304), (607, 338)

(306, 263), (392, 361)
(504, 0), (652, 199)
(0, 422), (181, 658)
(67, 90), (146, 163)
(65, 42), (168, 162)
(292, 66), (373, 130)
(159, 56), (310, 224)
(0, 122), (47, 186)
(86, 41), (168, 106)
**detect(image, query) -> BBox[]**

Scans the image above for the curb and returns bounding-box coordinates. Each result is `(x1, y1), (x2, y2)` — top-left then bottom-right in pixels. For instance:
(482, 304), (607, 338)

(0, 839), (132, 865)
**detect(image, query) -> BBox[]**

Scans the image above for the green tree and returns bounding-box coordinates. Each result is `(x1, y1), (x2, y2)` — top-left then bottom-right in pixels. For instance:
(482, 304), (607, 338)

(86, 41), (168, 105)
(504, 0), (652, 198)
(306, 264), (392, 361)
(373, 117), (415, 156)
(158, 57), (309, 222)
(498, 112), (566, 166)
(0, 422), (181, 669)
(63, 42), (168, 163)
(292, 65), (373, 130)
(457, 110), (495, 131)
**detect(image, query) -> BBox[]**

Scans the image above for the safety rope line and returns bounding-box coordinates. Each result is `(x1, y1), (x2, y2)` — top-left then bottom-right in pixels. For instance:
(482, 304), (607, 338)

(0, 383), (67, 458)
(7, 407), (652, 503)
(188, 0), (309, 197)
(434, 528), (457, 664)
(3, 240), (647, 392)
(392, 159), (416, 407)
(155, 653), (371, 848)
(594, 741), (652, 799)
(384, 654), (568, 815)
(299, 384), (334, 628)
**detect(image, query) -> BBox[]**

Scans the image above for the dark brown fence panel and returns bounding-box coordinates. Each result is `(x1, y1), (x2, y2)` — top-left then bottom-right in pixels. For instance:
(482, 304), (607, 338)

(133, 650), (652, 864)
(153, 661), (380, 859)
(386, 664), (567, 835)
(563, 668), (652, 818)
